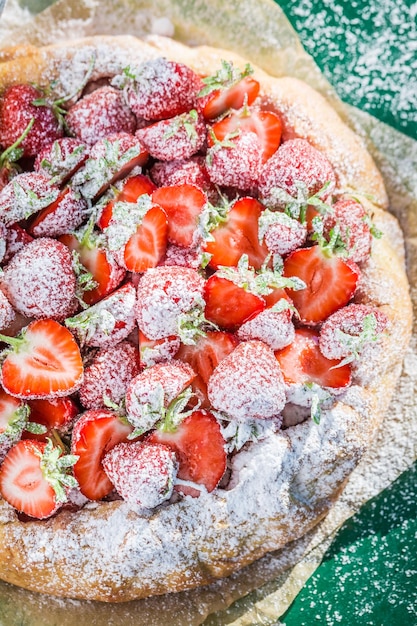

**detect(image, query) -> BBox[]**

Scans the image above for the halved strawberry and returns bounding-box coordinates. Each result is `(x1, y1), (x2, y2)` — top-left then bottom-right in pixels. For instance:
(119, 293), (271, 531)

(203, 196), (269, 270)
(283, 246), (360, 324)
(97, 174), (156, 230)
(147, 409), (226, 494)
(152, 183), (207, 248)
(204, 274), (265, 330)
(71, 408), (133, 500)
(0, 439), (77, 519)
(174, 331), (239, 407)
(0, 319), (84, 399)
(23, 397), (79, 442)
(198, 62), (260, 120)
(122, 205), (168, 273)
(209, 109), (282, 162)
(275, 327), (352, 388)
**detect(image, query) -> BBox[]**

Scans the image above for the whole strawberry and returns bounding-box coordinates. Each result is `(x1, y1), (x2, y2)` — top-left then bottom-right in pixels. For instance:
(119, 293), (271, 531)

(0, 84), (63, 158)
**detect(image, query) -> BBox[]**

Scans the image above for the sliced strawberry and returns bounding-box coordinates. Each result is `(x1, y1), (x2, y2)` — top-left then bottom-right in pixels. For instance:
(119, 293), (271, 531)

(152, 183), (207, 248)
(283, 246), (360, 324)
(150, 157), (216, 201)
(59, 231), (125, 306)
(174, 331), (239, 407)
(27, 187), (87, 237)
(0, 319), (83, 399)
(203, 196), (269, 270)
(209, 109), (282, 161)
(0, 439), (77, 519)
(71, 408), (133, 500)
(147, 409), (226, 494)
(122, 205), (168, 273)
(204, 274), (265, 331)
(103, 441), (178, 508)
(23, 397), (79, 441)
(198, 61), (260, 120)
(275, 328), (352, 388)
(97, 174), (156, 230)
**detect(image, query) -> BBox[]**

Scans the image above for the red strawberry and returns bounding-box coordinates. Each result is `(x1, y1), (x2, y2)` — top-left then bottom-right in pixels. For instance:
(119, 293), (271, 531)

(147, 409), (226, 494)
(3, 224), (33, 263)
(275, 327), (352, 388)
(152, 183), (207, 248)
(259, 210), (308, 256)
(0, 388), (28, 460)
(23, 397), (79, 441)
(204, 274), (265, 331)
(209, 109), (282, 162)
(162, 244), (203, 270)
(0, 291), (16, 333)
(135, 266), (205, 341)
(34, 137), (89, 185)
(205, 131), (262, 190)
(27, 187), (87, 237)
(1, 237), (78, 320)
(283, 245), (360, 324)
(174, 330), (239, 407)
(118, 58), (202, 121)
(71, 408), (133, 500)
(79, 341), (140, 410)
(258, 138), (336, 210)
(237, 308), (295, 351)
(136, 109), (206, 161)
(138, 330), (180, 368)
(97, 173), (156, 230)
(0, 439), (77, 519)
(198, 62), (260, 120)
(0, 172), (60, 226)
(102, 441), (178, 508)
(0, 84), (63, 158)
(65, 86), (136, 145)
(203, 196), (269, 270)
(322, 198), (373, 264)
(150, 156), (217, 201)
(59, 230), (126, 306)
(207, 340), (286, 420)
(0, 319), (84, 399)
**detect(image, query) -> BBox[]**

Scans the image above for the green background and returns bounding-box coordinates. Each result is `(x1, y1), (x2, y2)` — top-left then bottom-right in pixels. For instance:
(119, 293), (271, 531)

(275, 1), (417, 624)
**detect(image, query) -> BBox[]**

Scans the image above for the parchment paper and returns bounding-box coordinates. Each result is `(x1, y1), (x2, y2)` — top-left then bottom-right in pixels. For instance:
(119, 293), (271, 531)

(0, 1), (415, 624)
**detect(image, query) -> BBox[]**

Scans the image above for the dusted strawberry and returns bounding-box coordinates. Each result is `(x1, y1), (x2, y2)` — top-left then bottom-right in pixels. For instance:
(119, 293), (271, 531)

(103, 441), (178, 508)
(79, 341), (140, 410)
(125, 361), (196, 434)
(152, 183), (207, 248)
(150, 156), (217, 201)
(258, 209), (308, 256)
(205, 131), (262, 190)
(147, 409), (226, 495)
(162, 244), (203, 270)
(258, 139), (336, 211)
(114, 58), (202, 121)
(209, 109), (282, 162)
(97, 173), (156, 230)
(322, 198), (373, 264)
(207, 340), (286, 421)
(204, 274), (265, 331)
(198, 61), (260, 120)
(0, 84), (63, 158)
(283, 245), (360, 324)
(0, 438), (78, 519)
(276, 327), (352, 389)
(136, 109), (206, 162)
(203, 196), (269, 270)
(65, 282), (136, 348)
(66, 86), (136, 145)
(0, 319), (84, 399)
(138, 331), (181, 368)
(0, 388), (29, 461)
(3, 224), (33, 263)
(237, 307), (295, 351)
(34, 137), (89, 185)
(0, 238), (78, 320)
(174, 331), (239, 407)
(135, 266), (205, 341)
(23, 396), (79, 442)
(0, 291), (16, 332)
(71, 408), (133, 500)
(70, 132), (149, 200)
(319, 304), (389, 362)
(27, 187), (88, 237)
(0, 172), (60, 226)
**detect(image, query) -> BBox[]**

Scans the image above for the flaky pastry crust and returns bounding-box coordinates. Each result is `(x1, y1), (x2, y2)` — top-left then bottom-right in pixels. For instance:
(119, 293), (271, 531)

(0, 35), (412, 602)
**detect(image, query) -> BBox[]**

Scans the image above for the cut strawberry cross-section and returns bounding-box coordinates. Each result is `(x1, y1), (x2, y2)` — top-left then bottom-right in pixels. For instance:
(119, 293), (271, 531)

(152, 183), (207, 248)
(0, 319), (84, 399)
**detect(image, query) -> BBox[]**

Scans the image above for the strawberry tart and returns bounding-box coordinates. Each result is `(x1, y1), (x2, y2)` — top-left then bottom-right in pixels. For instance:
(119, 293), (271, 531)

(0, 35), (411, 602)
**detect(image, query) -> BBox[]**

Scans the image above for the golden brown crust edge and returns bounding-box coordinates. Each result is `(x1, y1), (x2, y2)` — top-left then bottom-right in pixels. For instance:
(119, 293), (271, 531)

(0, 35), (412, 602)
